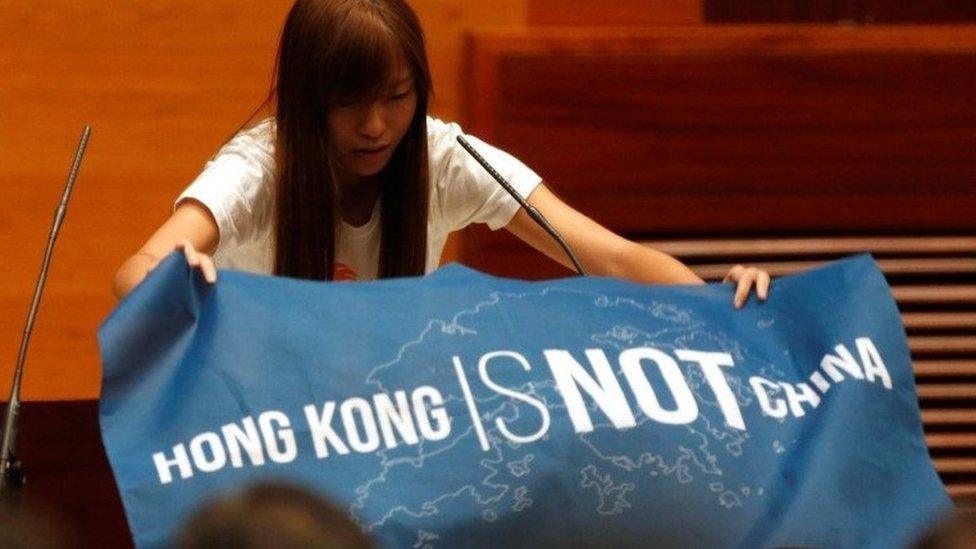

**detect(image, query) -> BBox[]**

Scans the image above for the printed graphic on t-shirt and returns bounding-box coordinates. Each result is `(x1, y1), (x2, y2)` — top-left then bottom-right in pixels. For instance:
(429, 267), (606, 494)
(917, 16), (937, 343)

(333, 262), (358, 281)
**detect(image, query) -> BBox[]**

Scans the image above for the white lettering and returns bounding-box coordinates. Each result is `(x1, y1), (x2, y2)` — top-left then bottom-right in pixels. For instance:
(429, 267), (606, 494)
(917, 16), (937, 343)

(221, 417), (265, 468)
(189, 432), (226, 473)
(479, 351), (551, 444)
(749, 377), (787, 419)
(373, 391), (420, 449)
(259, 411), (297, 463)
(412, 386), (451, 441)
(153, 444), (193, 484)
(340, 398), (381, 453)
(620, 347), (698, 425)
(303, 402), (351, 458)
(820, 344), (864, 382)
(544, 349), (637, 433)
(781, 382), (821, 417)
(856, 337), (892, 389)
(809, 371), (831, 394)
(675, 350), (745, 430)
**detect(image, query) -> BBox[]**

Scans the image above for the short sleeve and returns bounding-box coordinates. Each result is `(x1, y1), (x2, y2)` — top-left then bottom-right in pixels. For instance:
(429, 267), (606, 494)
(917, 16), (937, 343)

(173, 119), (276, 251)
(428, 116), (543, 232)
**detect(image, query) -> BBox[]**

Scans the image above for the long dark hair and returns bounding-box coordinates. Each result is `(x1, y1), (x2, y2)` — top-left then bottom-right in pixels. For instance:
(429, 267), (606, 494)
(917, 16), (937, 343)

(235, 0), (433, 280)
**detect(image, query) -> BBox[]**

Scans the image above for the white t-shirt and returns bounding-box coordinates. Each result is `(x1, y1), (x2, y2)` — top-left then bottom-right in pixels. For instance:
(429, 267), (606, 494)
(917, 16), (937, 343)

(173, 115), (543, 280)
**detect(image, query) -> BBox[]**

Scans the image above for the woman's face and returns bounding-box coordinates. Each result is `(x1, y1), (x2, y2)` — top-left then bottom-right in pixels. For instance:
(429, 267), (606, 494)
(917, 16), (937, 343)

(327, 67), (417, 185)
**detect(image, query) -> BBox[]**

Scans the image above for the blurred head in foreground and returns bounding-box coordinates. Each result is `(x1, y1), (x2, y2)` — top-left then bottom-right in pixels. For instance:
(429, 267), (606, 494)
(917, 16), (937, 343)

(912, 508), (976, 549)
(176, 481), (372, 549)
(0, 500), (69, 549)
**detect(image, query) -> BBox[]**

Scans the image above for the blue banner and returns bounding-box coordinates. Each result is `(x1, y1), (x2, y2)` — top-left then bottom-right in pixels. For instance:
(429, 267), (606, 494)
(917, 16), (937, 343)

(98, 252), (950, 548)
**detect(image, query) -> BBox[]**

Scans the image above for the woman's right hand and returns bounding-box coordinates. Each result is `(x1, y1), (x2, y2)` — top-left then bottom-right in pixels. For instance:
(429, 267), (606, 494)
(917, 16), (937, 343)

(173, 239), (217, 284)
(113, 200), (221, 301)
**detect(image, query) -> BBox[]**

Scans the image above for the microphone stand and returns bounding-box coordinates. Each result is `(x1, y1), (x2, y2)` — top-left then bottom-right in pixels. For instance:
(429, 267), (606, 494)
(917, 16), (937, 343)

(1, 125), (91, 501)
(456, 135), (587, 276)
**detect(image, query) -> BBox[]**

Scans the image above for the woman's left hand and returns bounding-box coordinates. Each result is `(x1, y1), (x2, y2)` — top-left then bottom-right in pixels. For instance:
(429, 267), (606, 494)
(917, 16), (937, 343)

(723, 265), (771, 309)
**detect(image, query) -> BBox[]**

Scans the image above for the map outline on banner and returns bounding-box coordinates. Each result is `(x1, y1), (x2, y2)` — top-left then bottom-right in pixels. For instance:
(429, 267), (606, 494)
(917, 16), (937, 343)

(98, 252), (952, 548)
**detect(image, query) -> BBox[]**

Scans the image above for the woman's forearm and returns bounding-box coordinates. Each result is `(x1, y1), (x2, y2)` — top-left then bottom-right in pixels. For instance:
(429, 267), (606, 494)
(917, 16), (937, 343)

(607, 241), (704, 286)
(112, 252), (159, 301)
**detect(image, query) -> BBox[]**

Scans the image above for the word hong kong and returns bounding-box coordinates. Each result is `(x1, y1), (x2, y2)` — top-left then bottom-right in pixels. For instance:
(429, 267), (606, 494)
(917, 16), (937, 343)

(152, 386), (450, 485)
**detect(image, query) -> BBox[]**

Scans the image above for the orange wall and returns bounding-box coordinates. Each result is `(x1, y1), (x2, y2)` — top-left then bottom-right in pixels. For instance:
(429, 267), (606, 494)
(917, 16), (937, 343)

(527, 0), (701, 24)
(0, 1), (529, 400)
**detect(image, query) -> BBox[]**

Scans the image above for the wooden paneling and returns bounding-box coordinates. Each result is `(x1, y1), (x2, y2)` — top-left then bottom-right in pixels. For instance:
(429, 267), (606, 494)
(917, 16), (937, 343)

(462, 25), (976, 278)
(647, 235), (976, 506)
(0, 1), (512, 540)
(0, 2), (292, 403)
(408, 0), (528, 122)
(0, 0), (528, 401)
(461, 26), (976, 503)
(528, 0), (701, 25)
(2, 400), (130, 547)
(706, 1), (976, 23)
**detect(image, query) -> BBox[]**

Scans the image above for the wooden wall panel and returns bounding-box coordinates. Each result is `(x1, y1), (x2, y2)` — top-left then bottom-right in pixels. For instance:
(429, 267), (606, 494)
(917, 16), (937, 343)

(0, 0), (716, 402)
(461, 27), (976, 503)
(0, 0), (527, 402)
(3, 401), (131, 547)
(706, 0), (976, 23)
(0, 2), (294, 403)
(462, 25), (976, 277)
(528, 0), (701, 25)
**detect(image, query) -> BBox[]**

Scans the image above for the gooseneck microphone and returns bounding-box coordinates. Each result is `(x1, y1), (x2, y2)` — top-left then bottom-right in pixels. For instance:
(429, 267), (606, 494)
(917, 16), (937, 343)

(1, 125), (91, 499)
(455, 135), (587, 276)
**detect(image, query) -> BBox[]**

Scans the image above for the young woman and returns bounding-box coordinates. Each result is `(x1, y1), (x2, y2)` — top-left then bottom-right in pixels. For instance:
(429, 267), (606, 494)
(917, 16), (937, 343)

(112, 0), (770, 307)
